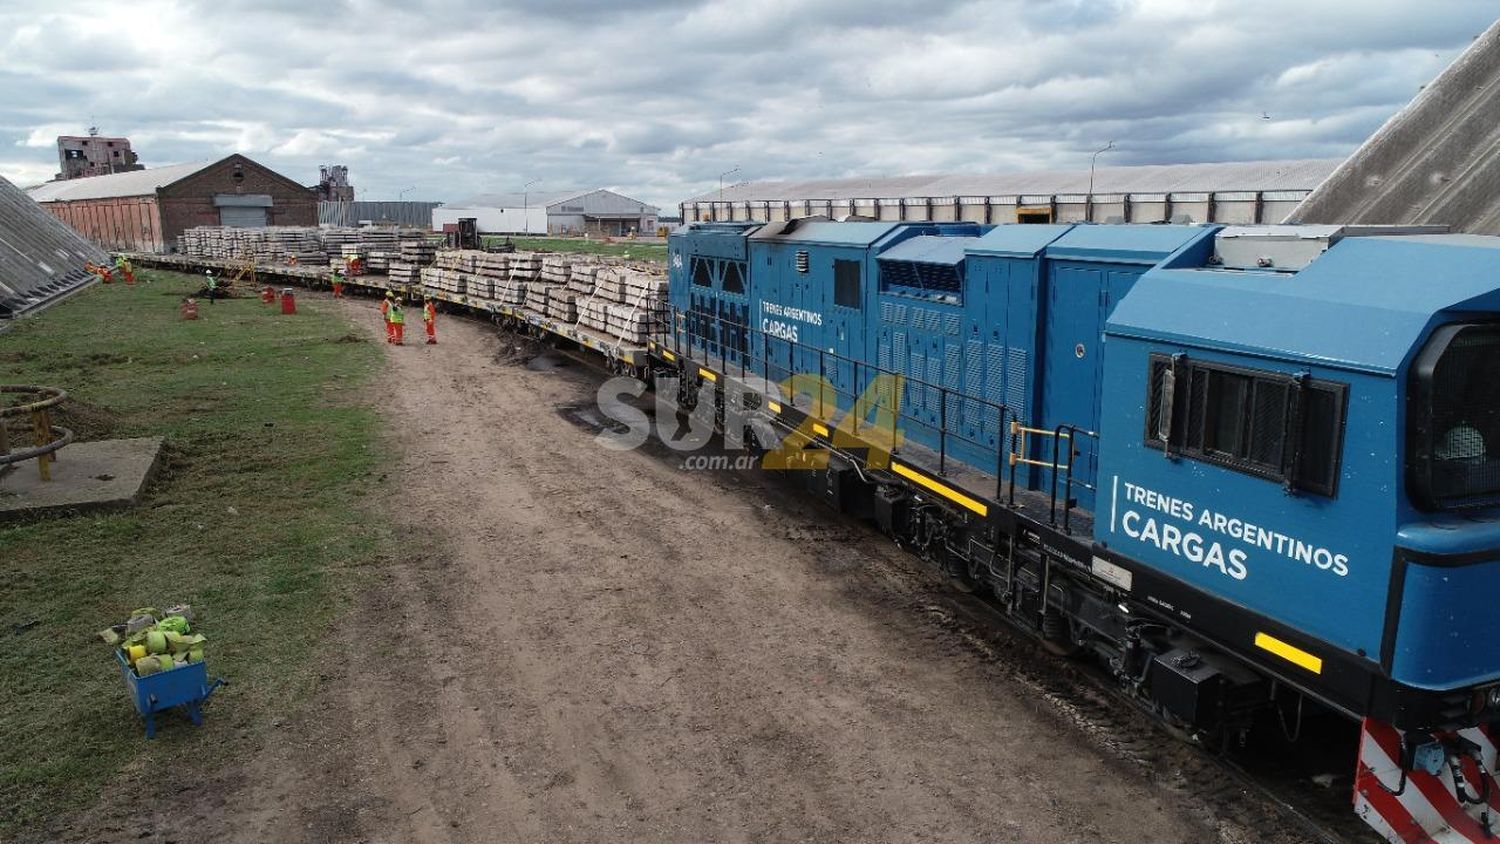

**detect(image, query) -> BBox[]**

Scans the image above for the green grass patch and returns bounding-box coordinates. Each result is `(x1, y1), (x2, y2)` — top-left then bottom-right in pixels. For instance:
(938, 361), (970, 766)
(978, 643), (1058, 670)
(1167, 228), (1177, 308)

(482, 235), (667, 263)
(0, 271), (385, 834)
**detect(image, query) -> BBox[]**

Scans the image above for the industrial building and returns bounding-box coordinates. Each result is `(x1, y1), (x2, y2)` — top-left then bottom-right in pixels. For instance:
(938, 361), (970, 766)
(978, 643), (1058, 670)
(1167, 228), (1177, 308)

(54, 131), (144, 181)
(433, 189), (659, 236)
(682, 159), (1339, 226)
(27, 153), (316, 252)
(314, 164), (354, 202)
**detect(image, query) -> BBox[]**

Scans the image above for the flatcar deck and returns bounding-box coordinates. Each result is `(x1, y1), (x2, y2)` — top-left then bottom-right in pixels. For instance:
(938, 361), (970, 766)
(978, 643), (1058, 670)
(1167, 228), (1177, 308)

(122, 253), (652, 367)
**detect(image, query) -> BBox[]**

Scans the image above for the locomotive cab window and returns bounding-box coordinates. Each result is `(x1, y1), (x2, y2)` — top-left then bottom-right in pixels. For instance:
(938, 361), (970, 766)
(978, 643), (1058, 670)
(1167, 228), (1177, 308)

(1409, 324), (1500, 509)
(1146, 354), (1346, 496)
(833, 259), (860, 308)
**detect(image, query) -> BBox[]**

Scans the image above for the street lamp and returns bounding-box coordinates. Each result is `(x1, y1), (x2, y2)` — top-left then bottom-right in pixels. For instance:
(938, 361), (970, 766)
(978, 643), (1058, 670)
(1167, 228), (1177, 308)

(522, 179), (539, 234)
(1087, 141), (1115, 207)
(398, 185), (416, 201)
(718, 166), (740, 221)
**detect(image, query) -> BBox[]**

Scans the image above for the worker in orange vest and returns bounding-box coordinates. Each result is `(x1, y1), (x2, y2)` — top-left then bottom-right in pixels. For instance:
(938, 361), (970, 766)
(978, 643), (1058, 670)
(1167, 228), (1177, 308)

(423, 296), (437, 345)
(389, 297), (406, 345)
(379, 291), (394, 343)
(330, 268), (345, 298)
(87, 262), (114, 283)
(114, 255), (136, 285)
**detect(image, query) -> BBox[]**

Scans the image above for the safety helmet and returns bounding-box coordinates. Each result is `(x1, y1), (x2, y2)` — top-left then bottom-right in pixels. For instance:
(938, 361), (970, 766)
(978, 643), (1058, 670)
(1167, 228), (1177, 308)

(386, 290), (395, 298)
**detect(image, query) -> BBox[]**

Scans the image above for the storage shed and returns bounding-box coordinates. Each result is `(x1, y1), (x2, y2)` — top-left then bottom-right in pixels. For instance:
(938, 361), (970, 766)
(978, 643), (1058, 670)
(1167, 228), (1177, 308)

(27, 153), (317, 253)
(433, 189), (659, 236)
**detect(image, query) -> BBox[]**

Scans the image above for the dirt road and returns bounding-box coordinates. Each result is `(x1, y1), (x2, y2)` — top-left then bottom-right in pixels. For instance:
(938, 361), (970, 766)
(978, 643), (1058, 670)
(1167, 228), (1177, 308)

(115, 304), (1229, 842)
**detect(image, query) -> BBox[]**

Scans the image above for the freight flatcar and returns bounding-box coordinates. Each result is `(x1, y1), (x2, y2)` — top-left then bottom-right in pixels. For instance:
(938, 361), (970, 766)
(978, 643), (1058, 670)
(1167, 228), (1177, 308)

(652, 219), (1500, 843)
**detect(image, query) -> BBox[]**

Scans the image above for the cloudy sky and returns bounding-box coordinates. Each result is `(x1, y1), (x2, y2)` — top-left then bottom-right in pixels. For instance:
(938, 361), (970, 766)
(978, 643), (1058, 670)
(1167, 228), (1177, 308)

(1, 1), (1494, 210)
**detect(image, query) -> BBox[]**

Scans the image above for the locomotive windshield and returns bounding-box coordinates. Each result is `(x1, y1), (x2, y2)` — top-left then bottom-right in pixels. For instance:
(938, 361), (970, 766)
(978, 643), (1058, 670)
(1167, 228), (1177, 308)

(1409, 323), (1500, 509)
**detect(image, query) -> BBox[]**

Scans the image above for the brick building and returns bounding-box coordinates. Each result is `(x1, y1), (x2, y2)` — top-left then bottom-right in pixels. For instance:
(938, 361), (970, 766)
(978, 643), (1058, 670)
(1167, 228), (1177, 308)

(27, 153), (316, 252)
(56, 133), (144, 180)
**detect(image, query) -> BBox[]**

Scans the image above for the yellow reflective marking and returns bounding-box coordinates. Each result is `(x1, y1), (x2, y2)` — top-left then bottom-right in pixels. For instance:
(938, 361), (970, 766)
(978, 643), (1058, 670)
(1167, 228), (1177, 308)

(767, 400), (783, 414)
(663, 350), (676, 362)
(811, 422), (830, 437)
(890, 463), (988, 516)
(699, 368), (718, 382)
(1254, 632), (1323, 674)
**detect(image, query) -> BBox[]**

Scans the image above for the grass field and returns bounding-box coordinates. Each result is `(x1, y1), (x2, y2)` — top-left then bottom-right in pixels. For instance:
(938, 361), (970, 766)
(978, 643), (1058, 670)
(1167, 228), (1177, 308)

(0, 272), (384, 834)
(482, 235), (668, 263)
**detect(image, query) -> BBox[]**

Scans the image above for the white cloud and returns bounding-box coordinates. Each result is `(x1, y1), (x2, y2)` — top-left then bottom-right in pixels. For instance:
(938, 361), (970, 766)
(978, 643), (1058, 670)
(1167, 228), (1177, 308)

(0, 0), (1493, 209)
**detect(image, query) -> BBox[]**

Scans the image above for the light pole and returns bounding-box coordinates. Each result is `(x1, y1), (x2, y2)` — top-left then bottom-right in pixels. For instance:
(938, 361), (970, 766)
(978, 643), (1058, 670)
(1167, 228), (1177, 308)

(1087, 141), (1115, 218)
(718, 166), (740, 221)
(522, 179), (539, 235)
(398, 185), (416, 201)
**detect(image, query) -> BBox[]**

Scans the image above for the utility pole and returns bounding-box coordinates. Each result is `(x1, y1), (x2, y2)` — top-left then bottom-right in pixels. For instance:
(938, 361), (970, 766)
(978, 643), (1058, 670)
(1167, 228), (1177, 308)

(719, 166), (740, 221)
(522, 179), (539, 235)
(1087, 141), (1115, 221)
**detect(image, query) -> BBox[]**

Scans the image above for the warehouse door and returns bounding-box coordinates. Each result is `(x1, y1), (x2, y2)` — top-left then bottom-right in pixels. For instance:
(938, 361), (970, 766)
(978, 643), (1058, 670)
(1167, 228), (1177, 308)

(219, 205), (268, 227)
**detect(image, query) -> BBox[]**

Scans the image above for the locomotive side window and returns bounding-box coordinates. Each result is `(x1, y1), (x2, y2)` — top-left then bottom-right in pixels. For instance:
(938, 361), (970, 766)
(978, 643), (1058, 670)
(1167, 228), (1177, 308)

(691, 257), (713, 287)
(1409, 324), (1500, 509)
(722, 261), (745, 294)
(833, 259), (860, 308)
(1146, 354), (1346, 496)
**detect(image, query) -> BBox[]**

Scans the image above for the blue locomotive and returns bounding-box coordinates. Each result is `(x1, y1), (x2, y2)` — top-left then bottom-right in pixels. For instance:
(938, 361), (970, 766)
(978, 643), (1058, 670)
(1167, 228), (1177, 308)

(656, 219), (1500, 842)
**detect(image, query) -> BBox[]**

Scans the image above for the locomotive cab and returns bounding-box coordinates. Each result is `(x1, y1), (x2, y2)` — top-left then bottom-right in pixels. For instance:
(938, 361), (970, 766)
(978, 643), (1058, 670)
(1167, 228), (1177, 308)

(1102, 227), (1500, 727)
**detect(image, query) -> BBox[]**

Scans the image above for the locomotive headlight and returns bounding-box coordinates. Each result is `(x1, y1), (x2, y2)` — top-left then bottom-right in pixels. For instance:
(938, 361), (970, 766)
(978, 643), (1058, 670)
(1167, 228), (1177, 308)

(1488, 686), (1500, 709)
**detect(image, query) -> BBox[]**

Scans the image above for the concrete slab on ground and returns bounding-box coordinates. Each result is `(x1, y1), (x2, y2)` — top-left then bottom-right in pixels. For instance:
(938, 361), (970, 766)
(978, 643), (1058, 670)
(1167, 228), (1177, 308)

(0, 436), (163, 520)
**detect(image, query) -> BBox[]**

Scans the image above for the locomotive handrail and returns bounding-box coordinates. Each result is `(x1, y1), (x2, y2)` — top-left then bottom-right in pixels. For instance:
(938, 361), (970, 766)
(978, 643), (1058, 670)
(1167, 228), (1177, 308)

(657, 305), (1019, 502)
(1049, 424), (1099, 533)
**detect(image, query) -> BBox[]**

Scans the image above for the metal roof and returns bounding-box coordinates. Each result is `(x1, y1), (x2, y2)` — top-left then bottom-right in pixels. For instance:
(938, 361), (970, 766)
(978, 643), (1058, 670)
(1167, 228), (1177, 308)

(877, 236), (976, 266)
(690, 159), (1341, 203)
(0, 174), (108, 317)
(25, 161), (213, 202)
(969, 224), (1074, 258)
(447, 189), (659, 214)
(445, 191), (592, 210)
(748, 220), (898, 246)
(1290, 20), (1500, 235)
(1046, 223), (1211, 265)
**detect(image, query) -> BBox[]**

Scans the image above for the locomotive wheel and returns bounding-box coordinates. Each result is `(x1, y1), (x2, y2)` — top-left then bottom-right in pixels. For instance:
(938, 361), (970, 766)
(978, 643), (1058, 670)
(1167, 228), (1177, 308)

(1040, 611), (1082, 657)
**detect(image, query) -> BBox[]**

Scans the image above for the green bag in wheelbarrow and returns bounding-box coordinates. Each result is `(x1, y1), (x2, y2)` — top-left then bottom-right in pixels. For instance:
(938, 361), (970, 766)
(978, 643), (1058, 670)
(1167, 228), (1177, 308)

(115, 649), (226, 738)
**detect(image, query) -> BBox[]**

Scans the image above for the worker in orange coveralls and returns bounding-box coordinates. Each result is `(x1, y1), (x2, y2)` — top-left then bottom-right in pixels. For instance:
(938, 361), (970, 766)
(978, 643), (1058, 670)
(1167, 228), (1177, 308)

(380, 291), (394, 343)
(423, 296), (437, 345)
(87, 262), (114, 283)
(388, 296), (406, 345)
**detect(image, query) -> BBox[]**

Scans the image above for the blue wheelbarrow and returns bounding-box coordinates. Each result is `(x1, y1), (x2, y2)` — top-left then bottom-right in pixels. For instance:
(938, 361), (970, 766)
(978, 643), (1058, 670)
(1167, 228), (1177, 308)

(115, 650), (226, 738)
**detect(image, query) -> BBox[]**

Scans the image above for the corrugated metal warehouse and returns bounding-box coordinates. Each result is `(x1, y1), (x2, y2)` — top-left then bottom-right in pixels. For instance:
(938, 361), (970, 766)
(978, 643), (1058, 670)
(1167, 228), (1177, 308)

(433, 189), (659, 236)
(319, 200), (443, 228)
(0, 174), (107, 319)
(27, 153), (316, 252)
(683, 159), (1340, 226)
